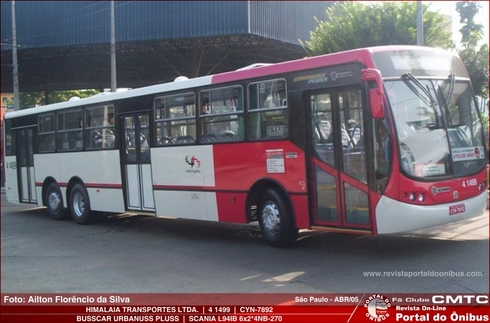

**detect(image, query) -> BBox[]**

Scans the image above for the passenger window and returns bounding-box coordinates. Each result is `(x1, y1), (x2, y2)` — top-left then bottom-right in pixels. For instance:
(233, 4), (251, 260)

(57, 109), (83, 151)
(85, 105), (115, 149)
(199, 86), (244, 142)
(247, 79), (288, 140)
(38, 114), (56, 152)
(154, 93), (196, 145)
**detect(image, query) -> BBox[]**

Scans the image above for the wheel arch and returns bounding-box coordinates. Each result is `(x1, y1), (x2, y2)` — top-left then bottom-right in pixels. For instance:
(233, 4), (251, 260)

(245, 177), (295, 226)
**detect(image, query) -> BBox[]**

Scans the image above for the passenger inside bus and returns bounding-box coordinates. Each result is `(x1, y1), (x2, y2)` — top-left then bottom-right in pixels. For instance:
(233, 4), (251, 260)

(347, 119), (361, 146)
(340, 124), (351, 147)
(201, 99), (209, 115)
(318, 120), (332, 143)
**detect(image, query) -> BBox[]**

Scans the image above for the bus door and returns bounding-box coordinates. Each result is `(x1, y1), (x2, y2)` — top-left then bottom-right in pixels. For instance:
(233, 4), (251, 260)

(121, 113), (155, 211)
(308, 88), (372, 232)
(16, 127), (37, 203)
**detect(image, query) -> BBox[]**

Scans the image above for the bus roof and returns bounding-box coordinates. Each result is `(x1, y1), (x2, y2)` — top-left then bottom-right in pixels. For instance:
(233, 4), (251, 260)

(5, 45), (452, 120)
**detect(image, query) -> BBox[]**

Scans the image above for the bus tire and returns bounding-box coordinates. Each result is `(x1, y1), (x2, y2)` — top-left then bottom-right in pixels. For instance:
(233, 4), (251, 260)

(258, 188), (298, 248)
(69, 183), (93, 225)
(45, 182), (67, 220)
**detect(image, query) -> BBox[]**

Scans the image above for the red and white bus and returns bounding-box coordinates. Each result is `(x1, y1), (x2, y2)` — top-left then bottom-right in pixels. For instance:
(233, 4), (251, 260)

(3, 45), (488, 247)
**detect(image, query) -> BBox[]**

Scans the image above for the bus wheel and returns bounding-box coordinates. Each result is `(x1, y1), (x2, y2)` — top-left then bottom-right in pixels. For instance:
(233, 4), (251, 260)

(70, 184), (93, 225)
(258, 189), (298, 248)
(45, 182), (67, 220)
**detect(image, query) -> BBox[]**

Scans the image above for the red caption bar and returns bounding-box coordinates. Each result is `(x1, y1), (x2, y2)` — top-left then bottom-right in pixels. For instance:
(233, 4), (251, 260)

(1, 293), (489, 323)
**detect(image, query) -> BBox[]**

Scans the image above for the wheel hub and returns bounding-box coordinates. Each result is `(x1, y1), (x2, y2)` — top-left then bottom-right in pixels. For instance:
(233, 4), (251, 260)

(48, 192), (60, 211)
(262, 201), (280, 234)
(73, 192), (85, 217)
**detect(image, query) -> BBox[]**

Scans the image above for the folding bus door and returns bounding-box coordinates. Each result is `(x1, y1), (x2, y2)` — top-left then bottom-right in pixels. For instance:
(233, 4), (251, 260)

(16, 127), (37, 203)
(308, 88), (372, 232)
(121, 113), (155, 211)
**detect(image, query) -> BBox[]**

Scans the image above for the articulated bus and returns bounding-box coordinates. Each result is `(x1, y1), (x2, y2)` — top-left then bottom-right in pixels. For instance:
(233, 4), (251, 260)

(3, 46), (488, 247)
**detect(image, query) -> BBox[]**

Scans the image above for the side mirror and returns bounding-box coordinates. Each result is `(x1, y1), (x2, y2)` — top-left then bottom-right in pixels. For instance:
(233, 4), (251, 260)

(361, 68), (385, 119)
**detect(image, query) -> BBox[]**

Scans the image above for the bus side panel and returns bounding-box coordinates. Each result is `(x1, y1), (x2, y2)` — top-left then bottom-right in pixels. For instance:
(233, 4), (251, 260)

(213, 142), (309, 226)
(154, 190), (219, 221)
(35, 151), (125, 213)
(213, 141), (307, 194)
(34, 153), (62, 202)
(289, 194), (310, 229)
(152, 145), (218, 220)
(151, 146), (215, 187)
(4, 155), (19, 204)
(87, 188), (126, 213)
(215, 192), (247, 223)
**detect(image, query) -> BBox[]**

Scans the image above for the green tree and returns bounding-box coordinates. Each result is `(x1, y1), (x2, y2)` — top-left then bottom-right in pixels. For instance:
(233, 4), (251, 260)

(456, 1), (484, 44)
(20, 89), (100, 110)
(455, 1), (488, 99)
(301, 2), (454, 55)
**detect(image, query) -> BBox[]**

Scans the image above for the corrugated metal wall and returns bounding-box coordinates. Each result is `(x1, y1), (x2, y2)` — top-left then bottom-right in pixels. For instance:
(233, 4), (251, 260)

(1, 1), (331, 50)
(249, 1), (331, 44)
(1, 1), (250, 49)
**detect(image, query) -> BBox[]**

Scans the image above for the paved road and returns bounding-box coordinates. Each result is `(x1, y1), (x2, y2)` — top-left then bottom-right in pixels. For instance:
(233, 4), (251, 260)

(1, 193), (488, 294)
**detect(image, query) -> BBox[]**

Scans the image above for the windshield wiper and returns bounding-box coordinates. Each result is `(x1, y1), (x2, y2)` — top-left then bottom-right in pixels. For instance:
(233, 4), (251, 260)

(402, 73), (438, 108)
(444, 74), (455, 103)
(437, 74), (456, 127)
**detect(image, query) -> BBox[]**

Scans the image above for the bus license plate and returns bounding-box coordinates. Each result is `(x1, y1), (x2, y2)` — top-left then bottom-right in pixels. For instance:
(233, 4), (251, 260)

(449, 204), (465, 215)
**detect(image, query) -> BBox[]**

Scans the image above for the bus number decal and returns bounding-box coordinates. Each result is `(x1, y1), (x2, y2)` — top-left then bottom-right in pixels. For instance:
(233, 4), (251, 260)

(461, 178), (477, 188)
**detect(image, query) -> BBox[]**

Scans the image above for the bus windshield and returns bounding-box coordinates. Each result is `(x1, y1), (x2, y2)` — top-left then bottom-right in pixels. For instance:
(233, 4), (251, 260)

(385, 77), (486, 179)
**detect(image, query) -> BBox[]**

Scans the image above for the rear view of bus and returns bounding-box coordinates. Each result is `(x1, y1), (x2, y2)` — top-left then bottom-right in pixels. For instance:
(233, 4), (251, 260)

(370, 47), (488, 234)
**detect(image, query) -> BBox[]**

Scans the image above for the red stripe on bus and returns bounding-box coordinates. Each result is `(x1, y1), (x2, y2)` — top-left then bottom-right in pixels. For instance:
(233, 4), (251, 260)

(35, 182), (122, 189)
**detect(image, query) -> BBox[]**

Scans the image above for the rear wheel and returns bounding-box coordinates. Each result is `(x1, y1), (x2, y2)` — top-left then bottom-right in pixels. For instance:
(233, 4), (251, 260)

(70, 184), (94, 225)
(258, 189), (298, 248)
(45, 182), (67, 220)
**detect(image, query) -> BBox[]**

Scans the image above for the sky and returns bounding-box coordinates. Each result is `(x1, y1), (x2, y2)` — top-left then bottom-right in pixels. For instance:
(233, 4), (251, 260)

(426, 1), (489, 47)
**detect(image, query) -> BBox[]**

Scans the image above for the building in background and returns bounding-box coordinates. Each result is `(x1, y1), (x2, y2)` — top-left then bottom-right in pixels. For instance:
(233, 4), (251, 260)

(1, 1), (333, 94)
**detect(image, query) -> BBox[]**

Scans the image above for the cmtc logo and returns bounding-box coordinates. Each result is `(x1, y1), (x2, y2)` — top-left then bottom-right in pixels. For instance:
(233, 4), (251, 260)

(364, 294), (391, 322)
(432, 295), (488, 304)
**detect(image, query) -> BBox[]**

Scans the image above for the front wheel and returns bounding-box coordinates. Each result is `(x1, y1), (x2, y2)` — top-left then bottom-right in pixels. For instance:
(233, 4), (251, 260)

(70, 184), (94, 225)
(258, 189), (298, 248)
(45, 182), (67, 220)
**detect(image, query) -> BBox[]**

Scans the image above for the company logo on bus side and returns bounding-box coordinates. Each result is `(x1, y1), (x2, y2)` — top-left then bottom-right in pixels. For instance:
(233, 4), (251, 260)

(185, 155), (202, 174)
(330, 71), (353, 81)
(292, 70), (354, 85)
(185, 155), (201, 168)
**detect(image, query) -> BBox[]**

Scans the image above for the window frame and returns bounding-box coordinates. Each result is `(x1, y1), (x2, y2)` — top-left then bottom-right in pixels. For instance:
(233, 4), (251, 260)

(84, 105), (115, 150)
(38, 113), (56, 153)
(247, 78), (288, 141)
(199, 85), (244, 143)
(56, 109), (83, 151)
(154, 92), (196, 145)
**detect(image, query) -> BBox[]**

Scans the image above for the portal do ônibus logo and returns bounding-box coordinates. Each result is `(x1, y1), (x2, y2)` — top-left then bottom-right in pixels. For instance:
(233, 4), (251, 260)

(364, 294), (391, 321)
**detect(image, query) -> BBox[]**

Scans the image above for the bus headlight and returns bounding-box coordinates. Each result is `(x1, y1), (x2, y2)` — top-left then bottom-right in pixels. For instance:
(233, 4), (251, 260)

(409, 193), (415, 201)
(418, 194), (425, 202)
